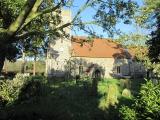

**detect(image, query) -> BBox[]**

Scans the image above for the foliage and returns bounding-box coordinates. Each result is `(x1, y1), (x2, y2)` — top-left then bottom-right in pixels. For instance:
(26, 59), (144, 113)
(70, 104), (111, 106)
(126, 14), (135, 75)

(116, 0), (160, 50)
(135, 0), (160, 29)
(0, 0), (66, 72)
(133, 0), (160, 62)
(129, 46), (152, 70)
(92, 0), (138, 37)
(119, 106), (136, 120)
(0, 0), (26, 61)
(17, 77), (43, 103)
(127, 45), (160, 77)
(80, 74), (92, 82)
(117, 33), (149, 46)
(132, 0), (160, 77)
(135, 1), (160, 77)
(119, 80), (160, 120)
(78, 74), (93, 89)
(0, 74), (45, 107)
(0, 74), (28, 106)
(147, 15), (160, 63)
(135, 81), (160, 119)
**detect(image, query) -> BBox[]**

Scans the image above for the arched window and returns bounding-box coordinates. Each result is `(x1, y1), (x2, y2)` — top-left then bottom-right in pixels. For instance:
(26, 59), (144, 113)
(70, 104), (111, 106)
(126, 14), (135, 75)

(93, 69), (101, 78)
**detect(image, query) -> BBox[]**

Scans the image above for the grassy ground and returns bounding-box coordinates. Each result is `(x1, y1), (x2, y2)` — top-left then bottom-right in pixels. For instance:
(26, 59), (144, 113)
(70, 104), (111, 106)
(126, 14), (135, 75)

(2, 77), (145, 120)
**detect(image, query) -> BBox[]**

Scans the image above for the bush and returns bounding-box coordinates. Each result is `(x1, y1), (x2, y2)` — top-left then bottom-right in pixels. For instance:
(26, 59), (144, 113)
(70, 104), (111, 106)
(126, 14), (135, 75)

(0, 74), (45, 107)
(119, 80), (160, 120)
(119, 106), (136, 120)
(76, 74), (92, 88)
(17, 78), (42, 102)
(0, 74), (28, 107)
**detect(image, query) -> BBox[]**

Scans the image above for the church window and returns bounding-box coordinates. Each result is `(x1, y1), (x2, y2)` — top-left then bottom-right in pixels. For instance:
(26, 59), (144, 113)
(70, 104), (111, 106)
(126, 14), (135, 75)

(117, 66), (121, 74)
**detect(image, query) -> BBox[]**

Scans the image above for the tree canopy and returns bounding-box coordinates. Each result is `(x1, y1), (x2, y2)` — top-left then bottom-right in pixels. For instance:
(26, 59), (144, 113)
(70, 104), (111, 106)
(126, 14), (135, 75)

(144, 0), (160, 63)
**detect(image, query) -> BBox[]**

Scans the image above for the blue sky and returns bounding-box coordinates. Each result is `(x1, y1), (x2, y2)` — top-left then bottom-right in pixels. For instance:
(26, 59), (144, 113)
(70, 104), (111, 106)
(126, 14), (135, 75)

(70, 0), (145, 38)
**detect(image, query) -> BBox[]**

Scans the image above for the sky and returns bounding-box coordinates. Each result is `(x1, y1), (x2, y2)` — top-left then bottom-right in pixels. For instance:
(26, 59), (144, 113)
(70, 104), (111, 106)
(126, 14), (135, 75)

(70, 0), (145, 38)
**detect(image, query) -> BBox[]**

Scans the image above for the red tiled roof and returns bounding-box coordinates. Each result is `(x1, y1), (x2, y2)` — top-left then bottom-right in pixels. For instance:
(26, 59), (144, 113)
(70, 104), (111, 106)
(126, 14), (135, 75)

(71, 36), (131, 58)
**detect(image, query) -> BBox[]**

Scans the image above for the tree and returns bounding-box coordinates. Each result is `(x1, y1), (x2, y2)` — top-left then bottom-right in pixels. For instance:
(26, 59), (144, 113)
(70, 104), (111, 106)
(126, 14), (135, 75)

(0, 0), (67, 73)
(133, 0), (160, 78)
(24, 36), (46, 75)
(117, 33), (149, 46)
(135, 0), (160, 29)
(0, 0), (138, 74)
(147, 15), (160, 63)
(137, 0), (160, 63)
(134, 0), (160, 51)
(145, 15), (160, 78)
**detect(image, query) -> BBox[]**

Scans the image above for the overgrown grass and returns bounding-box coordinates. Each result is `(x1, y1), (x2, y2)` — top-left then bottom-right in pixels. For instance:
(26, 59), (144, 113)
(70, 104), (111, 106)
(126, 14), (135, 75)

(1, 77), (144, 120)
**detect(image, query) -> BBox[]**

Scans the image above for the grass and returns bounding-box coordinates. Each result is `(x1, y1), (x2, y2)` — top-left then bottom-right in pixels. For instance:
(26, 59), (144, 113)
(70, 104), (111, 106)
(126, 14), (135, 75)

(2, 77), (145, 120)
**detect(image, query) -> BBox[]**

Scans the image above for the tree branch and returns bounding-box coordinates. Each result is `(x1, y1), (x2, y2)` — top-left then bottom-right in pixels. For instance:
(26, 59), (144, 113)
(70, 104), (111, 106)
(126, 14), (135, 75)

(16, 20), (97, 40)
(74, 21), (98, 26)
(19, 0), (43, 30)
(72, 0), (96, 22)
(15, 28), (57, 40)
(20, 2), (62, 30)
(15, 31), (43, 40)
(51, 0), (99, 36)
(53, 22), (72, 32)
(7, 0), (37, 36)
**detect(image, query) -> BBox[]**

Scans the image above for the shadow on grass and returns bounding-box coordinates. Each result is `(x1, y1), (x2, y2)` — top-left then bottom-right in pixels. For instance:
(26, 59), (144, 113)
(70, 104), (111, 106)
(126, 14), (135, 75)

(97, 78), (135, 120)
(2, 80), (107, 120)
(0, 78), (139, 120)
(103, 96), (134, 120)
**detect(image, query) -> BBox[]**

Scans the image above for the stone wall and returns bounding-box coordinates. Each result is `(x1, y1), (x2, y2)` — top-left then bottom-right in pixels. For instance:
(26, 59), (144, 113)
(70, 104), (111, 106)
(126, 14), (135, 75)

(70, 57), (132, 78)
(47, 55), (146, 78)
(46, 10), (72, 77)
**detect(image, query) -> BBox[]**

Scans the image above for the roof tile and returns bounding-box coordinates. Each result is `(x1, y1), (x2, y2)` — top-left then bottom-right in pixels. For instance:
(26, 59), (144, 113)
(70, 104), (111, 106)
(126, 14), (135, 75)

(71, 36), (131, 58)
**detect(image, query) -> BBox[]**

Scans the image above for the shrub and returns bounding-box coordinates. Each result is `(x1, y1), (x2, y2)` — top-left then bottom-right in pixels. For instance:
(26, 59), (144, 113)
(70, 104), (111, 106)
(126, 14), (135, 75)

(76, 74), (92, 88)
(17, 78), (42, 102)
(0, 74), (28, 106)
(0, 74), (45, 107)
(30, 75), (47, 83)
(119, 106), (136, 120)
(119, 80), (160, 120)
